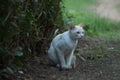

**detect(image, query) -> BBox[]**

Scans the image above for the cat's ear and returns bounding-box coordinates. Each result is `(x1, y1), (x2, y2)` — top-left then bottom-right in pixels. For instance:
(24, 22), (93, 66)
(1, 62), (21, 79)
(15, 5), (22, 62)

(67, 19), (75, 29)
(79, 23), (84, 27)
(69, 22), (75, 29)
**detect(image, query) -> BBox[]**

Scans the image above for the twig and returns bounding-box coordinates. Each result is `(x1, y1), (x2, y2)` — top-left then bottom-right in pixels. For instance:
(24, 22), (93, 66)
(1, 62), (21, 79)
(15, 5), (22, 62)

(76, 54), (86, 62)
(3, 8), (13, 25)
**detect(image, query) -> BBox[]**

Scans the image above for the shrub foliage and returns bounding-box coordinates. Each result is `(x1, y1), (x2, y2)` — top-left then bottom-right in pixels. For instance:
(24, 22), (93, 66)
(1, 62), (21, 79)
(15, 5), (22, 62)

(0, 0), (63, 74)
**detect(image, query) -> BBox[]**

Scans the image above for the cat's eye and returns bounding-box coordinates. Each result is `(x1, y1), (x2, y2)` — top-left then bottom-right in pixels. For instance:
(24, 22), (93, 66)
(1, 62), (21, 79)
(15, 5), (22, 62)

(82, 32), (84, 34)
(77, 32), (80, 34)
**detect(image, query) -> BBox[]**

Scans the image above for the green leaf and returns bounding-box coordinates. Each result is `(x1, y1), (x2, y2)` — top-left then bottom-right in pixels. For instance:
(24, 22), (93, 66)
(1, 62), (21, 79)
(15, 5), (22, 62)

(3, 67), (14, 74)
(10, 22), (18, 27)
(14, 51), (23, 57)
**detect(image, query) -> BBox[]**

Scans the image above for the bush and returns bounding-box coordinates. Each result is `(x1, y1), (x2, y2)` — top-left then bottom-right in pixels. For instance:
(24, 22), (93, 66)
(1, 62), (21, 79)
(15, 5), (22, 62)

(0, 0), (63, 75)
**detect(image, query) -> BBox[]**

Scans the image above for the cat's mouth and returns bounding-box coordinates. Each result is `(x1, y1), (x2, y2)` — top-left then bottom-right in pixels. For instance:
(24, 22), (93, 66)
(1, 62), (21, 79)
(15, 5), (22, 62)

(77, 36), (84, 40)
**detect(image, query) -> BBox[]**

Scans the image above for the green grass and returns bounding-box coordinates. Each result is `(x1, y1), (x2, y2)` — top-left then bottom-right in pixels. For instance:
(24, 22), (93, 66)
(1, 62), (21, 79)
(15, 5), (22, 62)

(63, 0), (96, 24)
(63, 0), (120, 40)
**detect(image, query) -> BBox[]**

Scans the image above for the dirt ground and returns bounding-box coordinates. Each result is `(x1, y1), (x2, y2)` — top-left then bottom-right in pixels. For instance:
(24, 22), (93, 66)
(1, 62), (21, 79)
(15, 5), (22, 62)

(93, 0), (120, 21)
(12, 36), (120, 80)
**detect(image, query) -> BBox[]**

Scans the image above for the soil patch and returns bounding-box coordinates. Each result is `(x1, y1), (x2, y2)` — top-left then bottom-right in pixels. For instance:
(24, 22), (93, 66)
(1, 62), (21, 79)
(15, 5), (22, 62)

(12, 36), (120, 80)
(92, 0), (120, 21)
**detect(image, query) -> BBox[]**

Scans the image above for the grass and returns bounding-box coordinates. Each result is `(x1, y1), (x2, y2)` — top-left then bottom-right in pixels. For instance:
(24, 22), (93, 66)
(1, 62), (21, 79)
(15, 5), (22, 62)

(62, 0), (120, 40)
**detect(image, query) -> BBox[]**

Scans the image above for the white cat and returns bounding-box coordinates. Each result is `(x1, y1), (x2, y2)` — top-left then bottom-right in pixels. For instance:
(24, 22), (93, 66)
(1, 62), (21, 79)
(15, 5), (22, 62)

(48, 22), (84, 69)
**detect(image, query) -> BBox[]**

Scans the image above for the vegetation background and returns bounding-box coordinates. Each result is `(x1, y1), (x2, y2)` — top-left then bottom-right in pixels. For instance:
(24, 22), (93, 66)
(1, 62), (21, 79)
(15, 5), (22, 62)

(0, 0), (63, 76)
(63, 0), (120, 39)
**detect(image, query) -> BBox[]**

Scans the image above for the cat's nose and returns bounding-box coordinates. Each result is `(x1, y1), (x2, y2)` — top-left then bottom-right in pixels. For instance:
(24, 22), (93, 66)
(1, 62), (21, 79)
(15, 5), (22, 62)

(81, 35), (84, 38)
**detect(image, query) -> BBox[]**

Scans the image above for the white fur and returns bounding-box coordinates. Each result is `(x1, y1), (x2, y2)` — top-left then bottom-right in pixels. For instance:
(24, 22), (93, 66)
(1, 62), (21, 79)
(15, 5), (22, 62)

(48, 24), (84, 69)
